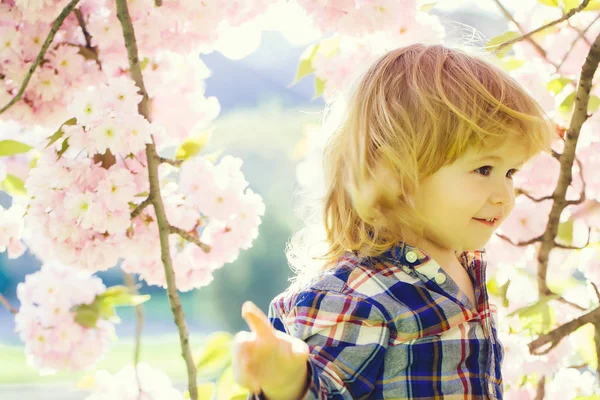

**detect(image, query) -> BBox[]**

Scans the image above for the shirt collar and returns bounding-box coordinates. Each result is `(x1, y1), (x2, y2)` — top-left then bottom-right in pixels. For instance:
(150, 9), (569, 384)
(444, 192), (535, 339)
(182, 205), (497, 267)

(378, 240), (486, 273)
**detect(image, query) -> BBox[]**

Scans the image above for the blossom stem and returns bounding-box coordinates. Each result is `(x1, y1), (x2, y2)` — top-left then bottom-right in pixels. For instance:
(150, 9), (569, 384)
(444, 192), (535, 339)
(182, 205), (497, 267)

(0, 293), (17, 314)
(131, 196), (153, 219)
(169, 225), (211, 253)
(0, 0), (81, 115)
(114, 1), (198, 399)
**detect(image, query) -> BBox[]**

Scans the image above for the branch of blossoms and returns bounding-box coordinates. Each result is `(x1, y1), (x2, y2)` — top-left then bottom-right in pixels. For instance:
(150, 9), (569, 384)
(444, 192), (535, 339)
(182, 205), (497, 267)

(496, 232), (543, 246)
(169, 226), (211, 253)
(493, 0), (591, 55)
(0, 0), (81, 115)
(528, 305), (600, 354)
(0, 293), (17, 314)
(114, 0), (198, 399)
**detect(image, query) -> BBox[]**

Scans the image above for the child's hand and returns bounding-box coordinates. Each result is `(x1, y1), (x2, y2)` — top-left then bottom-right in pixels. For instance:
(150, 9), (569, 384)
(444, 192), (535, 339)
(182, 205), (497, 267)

(232, 301), (310, 400)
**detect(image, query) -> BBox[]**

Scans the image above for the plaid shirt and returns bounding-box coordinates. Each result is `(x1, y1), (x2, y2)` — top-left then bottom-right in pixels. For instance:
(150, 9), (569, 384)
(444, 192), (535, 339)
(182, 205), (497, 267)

(253, 241), (504, 400)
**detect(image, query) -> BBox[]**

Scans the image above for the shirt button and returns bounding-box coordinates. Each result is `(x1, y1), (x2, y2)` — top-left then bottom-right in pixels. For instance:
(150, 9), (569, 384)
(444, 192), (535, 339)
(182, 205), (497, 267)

(405, 251), (418, 263)
(434, 272), (447, 284)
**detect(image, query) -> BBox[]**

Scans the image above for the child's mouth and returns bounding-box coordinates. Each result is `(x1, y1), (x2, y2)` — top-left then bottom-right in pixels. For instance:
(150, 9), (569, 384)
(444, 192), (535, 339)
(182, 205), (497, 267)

(473, 218), (497, 227)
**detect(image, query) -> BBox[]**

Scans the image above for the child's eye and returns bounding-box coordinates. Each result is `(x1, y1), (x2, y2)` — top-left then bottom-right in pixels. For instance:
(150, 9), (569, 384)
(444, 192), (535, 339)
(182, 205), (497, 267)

(475, 166), (518, 179)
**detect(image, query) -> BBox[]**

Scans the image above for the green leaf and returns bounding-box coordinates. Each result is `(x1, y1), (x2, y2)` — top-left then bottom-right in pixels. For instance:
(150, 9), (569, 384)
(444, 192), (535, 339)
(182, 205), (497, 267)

(538, 0), (559, 6)
(560, 92), (575, 114)
(487, 277), (510, 308)
(98, 285), (150, 308)
(56, 137), (70, 160)
(588, 95), (600, 113)
(508, 294), (560, 335)
(485, 31), (521, 58)
(583, 0), (600, 10)
(547, 77), (573, 95)
(556, 219), (574, 245)
(419, 2), (438, 11)
(318, 36), (341, 58)
(559, 92), (600, 114)
(74, 303), (100, 328)
(1, 174), (26, 196)
(215, 365), (250, 400)
(184, 382), (216, 400)
(45, 117), (76, 149)
(314, 77), (326, 99)
(293, 43), (319, 84)
(0, 140), (32, 157)
(175, 130), (212, 161)
(562, 0), (580, 11)
(499, 57), (525, 71)
(195, 332), (233, 380)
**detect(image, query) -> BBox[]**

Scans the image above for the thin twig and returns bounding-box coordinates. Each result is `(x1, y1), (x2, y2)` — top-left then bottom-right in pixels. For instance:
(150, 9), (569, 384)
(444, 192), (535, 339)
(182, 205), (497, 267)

(159, 157), (183, 167)
(492, 0), (591, 56)
(74, 8), (102, 69)
(554, 226), (592, 250)
(0, 293), (17, 314)
(0, 0), (81, 115)
(496, 233), (543, 247)
(131, 196), (152, 219)
(557, 13), (600, 70)
(491, 0), (558, 69)
(123, 272), (144, 394)
(115, 1), (198, 399)
(169, 225), (211, 253)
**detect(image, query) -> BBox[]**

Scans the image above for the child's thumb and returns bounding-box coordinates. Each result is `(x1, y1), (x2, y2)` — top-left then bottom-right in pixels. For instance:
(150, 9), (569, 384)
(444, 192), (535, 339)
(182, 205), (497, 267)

(242, 301), (275, 339)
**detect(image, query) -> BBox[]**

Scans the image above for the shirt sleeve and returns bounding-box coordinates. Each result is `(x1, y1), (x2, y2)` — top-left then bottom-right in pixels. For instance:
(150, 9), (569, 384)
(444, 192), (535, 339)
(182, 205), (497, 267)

(252, 288), (391, 400)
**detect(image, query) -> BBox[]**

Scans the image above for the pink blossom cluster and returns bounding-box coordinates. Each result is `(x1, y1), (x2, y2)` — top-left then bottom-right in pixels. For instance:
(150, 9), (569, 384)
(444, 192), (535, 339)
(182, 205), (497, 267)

(297, 0), (417, 37)
(309, 12), (445, 100)
(23, 153), (143, 271)
(121, 155), (266, 291)
(84, 0), (272, 70)
(0, 202), (27, 258)
(85, 362), (184, 400)
(0, 2), (104, 127)
(142, 51), (220, 149)
(14, 263), (113, 374)
(65, 76), (156, 155)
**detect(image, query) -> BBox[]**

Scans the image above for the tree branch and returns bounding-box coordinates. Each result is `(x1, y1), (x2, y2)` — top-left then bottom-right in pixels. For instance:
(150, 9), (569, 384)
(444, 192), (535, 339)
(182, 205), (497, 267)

(496, 232), (543, 247)
(169, 225), (211, 253)
(0, 293), (17, 314)
(159, 157), (183, 167)
(528, 305), (600, 354)
(493, 0), (591, 56)
(131, 196), (153, 219)
(535, 31), (600, 298)
(0, 0), (81, 115)
(114, 1), (197, 399)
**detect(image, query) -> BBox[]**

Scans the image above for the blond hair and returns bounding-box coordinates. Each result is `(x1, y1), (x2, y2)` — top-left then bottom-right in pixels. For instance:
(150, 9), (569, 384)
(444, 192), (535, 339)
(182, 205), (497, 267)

(285, 43), (555, 292)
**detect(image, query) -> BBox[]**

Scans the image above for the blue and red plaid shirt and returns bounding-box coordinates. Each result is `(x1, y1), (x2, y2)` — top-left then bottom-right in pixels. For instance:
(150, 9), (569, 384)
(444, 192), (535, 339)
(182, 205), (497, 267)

(253, 241), (504, 399)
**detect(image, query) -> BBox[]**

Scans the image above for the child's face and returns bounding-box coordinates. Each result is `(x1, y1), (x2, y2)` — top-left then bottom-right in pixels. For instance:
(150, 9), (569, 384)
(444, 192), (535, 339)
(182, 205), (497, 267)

(412, 139), (530, 253)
